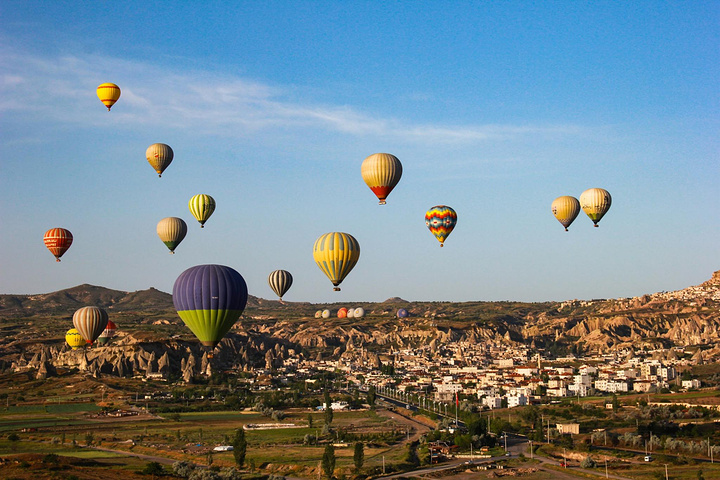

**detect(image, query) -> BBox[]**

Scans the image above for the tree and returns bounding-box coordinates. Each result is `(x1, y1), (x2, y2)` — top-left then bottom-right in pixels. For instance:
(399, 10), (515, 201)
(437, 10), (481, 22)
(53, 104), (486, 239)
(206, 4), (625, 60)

(232, 428), (247, 468)
(7, 432), (19, 451)
(367, 385), (376, 406)
(308, 413), (314, 429)
(322, 444), (336, 479)
(143, 461), (164, 477)
(325, 405), (334, 425)
(405, 440), (420, 467)
(353, 442), (364, 472)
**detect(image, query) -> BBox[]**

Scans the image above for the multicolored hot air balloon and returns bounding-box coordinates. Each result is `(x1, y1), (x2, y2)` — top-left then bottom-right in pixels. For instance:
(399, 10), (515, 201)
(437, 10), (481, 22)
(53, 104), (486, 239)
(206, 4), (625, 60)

(268, 270), (293, 301)
(361, 153), (403, 205)
(397, 308), (408, 318)
(157, 217), (187, 254)
(44, 228), (73, 262)
(73, 306), (109, 346)
(146, 143), (174, 177)
(425, 205), (457, 247)
(96, 320), (117, 345)
(580, 188), (612, 227)
(172, 264), (248, 347)
(97, 83), (121, 111)
(551, 196), (581, 231)
(313, 232), (360, 291)
(315, 310), (323, 318)
(65, 328), (85, 350)
(189, 194), (216, 228)
(337, 307), (348, 318)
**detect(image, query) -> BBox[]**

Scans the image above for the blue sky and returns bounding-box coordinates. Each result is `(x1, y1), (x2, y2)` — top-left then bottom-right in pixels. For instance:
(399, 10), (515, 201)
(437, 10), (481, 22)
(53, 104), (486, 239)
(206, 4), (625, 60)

(1, 1), (718, 303)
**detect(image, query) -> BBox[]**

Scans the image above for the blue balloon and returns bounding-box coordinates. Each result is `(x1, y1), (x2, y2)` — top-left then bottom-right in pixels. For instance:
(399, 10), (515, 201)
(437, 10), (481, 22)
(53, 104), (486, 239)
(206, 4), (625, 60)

(397, 308), (408, 318)
(173, 264), (248, 347)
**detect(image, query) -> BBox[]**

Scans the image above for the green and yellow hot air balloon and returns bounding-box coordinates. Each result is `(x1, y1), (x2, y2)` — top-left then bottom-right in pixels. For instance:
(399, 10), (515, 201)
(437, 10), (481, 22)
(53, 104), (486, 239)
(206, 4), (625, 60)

(189, 194), (216, 228)
(313, 232), (360, 291)
(65, 328), (85, 350)
(580, 188), (612, 227)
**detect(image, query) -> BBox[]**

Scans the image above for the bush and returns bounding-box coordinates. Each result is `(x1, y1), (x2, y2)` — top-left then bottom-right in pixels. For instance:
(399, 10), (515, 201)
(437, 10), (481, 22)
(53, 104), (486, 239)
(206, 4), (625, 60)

(173, 461), (196, 478)
(581, 456), (596, 468)
(143, 461), (164, 475)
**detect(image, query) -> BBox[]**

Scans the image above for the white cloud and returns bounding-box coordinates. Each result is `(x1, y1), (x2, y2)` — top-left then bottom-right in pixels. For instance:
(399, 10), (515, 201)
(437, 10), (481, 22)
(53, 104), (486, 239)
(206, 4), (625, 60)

(0, 46), (589, 144)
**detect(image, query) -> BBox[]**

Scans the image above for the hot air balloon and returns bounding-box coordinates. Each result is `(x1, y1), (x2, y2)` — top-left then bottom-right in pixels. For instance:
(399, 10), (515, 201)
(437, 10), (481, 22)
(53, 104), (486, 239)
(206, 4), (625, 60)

(347, 308), (355, 318)
(157, 217), (187, 254)
(361, 153), (403, 205)
(313, 232), (360, 291)
(97, 83), (121, 111)
(580, 188), (612, 227)
(44, 228), (73, 262)
(397, 308), (408, 318)
(425, 206), (457, 247)
(338, 307), (348, 318)
(551, 196), (581, 231)
(172, 264), (248, 347)
(96, 320), (117, 345)
(73, 306), (109, 346)
(65, 328), (85, 350)
(315, 310), (323, 318)
(146, 143), (174, 177)
(268, 270), (293, 301)
(354, 307), (365, 318)
(322, 309), (331, 319)
(189, 194), (216, 228)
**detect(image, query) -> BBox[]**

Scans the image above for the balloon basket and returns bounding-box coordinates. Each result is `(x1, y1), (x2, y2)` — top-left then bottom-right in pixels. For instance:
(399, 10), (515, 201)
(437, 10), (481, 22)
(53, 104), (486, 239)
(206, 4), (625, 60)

(333, 287), (341, 291)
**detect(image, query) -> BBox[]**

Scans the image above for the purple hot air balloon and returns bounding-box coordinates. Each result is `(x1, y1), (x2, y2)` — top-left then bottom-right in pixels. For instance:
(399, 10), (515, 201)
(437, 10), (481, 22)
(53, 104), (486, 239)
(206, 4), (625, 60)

(172, 264), (248, 347)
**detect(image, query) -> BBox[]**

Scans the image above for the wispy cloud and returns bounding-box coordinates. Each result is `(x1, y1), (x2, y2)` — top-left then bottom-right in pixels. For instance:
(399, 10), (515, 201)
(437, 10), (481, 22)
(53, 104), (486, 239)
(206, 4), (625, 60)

(0, 46), (588, 144)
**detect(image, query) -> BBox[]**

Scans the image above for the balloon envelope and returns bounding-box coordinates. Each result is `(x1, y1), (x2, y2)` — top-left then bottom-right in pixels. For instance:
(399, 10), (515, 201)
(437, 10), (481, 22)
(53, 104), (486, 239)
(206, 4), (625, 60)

(354, 307), (365, 318)
(425, 206), (457, 247)
(551, 196), (581, 231)
(189, 194), (216, 228)
(361, 153), (403, 205)
(313, 232), (360, 291)
(322, 309), (331, 319)
(73, 306), (109, 345)
(146, 143), (174, 177)
(397, 308), (408, 318)
(173, 264), (248, 347)
(65, 328), (85, 350)
(580, 188), (612, 226)
(268, 270), (293, 300)
(44, 228), (73, 262)
(97, 83), (121, 111)
(315, 310), (323, 318)
(337, 307), (348, 318)
(97, 320), (117, 345)
(157, 217), (187, 254)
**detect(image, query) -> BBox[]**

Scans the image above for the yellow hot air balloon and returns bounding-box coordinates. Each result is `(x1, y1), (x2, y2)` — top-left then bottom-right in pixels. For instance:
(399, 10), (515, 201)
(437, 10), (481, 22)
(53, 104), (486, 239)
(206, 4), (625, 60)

(146, 143), (174, 177)
(65, 328), (85, 350)
(157, 217), (188, 254)
(96, 83), (121, 111)
(189, 194), (216, 228)
(361, 153), (403, 205)
(580, 188), (612, 227)
(313, 232), (360, 291)
(551, 196), (581, 231)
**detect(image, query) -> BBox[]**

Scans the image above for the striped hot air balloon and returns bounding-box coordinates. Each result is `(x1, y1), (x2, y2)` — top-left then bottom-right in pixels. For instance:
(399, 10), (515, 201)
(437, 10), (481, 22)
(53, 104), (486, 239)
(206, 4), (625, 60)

(361, 153), (403, 205)
(425, 205), (457, 247)
(73, 306), (109, 346)
(580, 188), (612, 227)
(313, 232), (360, 291)
(43, 228), (73, 262)
(268, 270), (293, 301)
(551, 196), (581, 231)
(65, 328), (85, 350)
(146, 143), (174, 177)
(337, 307), (348, 318)
(96, 83), (121, 111)
(96, 320), (117, 345)
(189, 194), (216, 228)
(172, 264), (248, 347)
(157, 217), (187, 254)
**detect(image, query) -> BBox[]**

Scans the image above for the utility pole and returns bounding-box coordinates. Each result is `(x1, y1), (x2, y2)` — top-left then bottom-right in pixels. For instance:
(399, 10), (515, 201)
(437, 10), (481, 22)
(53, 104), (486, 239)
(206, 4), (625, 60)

(664, 464), (668, 480)
(529, 440), (533, 459)
(605, 459), (608, 478)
